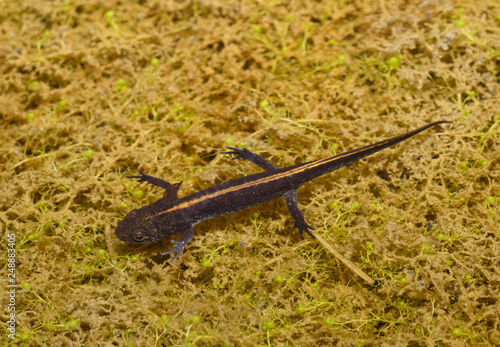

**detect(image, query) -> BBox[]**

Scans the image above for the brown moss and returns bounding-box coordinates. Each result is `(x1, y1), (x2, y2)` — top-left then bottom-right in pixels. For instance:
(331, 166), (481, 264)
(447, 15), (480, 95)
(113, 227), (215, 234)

(1, 0), (499, 345)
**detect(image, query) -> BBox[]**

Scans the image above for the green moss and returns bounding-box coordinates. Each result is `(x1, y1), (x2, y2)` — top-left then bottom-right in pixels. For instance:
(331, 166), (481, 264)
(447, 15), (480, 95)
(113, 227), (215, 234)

(1, 0), (498, 345)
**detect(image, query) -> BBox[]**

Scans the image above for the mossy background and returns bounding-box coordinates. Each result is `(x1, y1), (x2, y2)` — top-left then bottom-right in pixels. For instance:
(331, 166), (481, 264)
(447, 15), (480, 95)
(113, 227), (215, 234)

(1, 0), (499, 345)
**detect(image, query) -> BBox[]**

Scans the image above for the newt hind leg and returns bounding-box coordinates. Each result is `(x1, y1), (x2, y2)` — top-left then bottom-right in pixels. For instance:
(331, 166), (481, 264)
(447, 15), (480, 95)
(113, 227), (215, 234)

(283, 188), (315, 239)
(221, 146), (279, 171)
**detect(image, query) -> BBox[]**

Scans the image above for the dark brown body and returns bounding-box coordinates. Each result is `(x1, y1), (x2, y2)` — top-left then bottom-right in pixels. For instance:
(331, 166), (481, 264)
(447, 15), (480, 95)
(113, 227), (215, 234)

(116, 121), (449, 262)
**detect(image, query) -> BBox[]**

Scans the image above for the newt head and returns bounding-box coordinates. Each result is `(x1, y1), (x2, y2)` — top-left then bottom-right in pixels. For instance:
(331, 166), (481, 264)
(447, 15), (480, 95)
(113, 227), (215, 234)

(115, 207), (170, 244)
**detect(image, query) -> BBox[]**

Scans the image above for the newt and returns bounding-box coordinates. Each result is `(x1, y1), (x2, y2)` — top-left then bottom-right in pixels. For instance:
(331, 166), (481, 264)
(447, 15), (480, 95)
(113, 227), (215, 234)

(116, 121), (449, 263)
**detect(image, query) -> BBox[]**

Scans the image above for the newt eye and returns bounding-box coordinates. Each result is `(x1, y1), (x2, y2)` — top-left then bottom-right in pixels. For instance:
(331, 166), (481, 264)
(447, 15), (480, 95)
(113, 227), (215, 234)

(133, 234), (145, 242)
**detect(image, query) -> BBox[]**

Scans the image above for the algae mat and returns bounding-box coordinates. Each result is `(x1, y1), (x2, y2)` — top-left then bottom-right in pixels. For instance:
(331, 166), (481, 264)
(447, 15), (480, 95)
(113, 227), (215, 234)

(1, 0), (499, 345)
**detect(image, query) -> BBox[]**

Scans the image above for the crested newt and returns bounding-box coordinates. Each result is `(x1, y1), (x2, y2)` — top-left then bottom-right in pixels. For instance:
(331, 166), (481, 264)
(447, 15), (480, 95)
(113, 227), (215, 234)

(116, 121), (450, 263)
